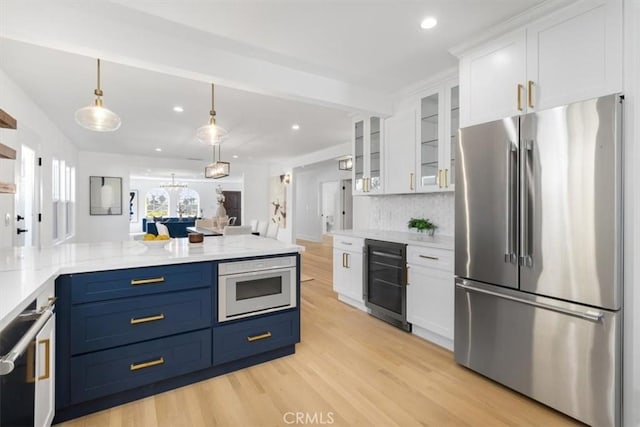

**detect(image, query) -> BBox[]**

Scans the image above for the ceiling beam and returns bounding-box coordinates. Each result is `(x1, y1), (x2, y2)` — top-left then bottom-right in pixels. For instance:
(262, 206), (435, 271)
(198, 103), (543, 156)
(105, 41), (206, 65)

(0, 1), (392, 116)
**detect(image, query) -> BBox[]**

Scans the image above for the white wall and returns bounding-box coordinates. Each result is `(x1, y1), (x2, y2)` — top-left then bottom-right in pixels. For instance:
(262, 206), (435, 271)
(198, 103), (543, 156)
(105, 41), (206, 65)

(76, 152), (130, 243)
(623, 1), (640, 425)
(0, 67), (78, 249)
(293, 161), (351, 242)
(75, 151), (270, 242)
(353, 193), (454, 236)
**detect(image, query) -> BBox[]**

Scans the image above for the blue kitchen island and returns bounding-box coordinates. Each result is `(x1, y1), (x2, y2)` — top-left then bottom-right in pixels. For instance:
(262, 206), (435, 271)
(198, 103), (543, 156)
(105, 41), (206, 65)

(0, 236), (303, 424)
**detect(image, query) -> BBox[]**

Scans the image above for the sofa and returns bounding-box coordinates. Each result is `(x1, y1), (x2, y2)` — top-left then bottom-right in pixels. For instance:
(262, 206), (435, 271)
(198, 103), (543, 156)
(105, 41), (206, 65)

(142, 217), (196, 238)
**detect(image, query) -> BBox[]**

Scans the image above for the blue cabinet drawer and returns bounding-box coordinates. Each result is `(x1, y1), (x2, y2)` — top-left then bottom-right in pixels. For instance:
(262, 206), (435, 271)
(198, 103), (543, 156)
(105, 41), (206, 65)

(212, 310), (299, 366)
(70, 329), (211, 404)
(70, 288), (212, 354)
(69, 262), (213, 303)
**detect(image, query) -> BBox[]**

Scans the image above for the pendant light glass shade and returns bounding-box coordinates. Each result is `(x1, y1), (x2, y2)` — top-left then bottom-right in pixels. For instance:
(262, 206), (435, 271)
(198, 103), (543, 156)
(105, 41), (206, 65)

(197, 83), (228, 144)
(75, 59), (121, 132)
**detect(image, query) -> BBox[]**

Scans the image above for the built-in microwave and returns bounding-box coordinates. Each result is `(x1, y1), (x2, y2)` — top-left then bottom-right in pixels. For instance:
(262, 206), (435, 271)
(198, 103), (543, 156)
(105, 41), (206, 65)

(218, 256), (297, 322)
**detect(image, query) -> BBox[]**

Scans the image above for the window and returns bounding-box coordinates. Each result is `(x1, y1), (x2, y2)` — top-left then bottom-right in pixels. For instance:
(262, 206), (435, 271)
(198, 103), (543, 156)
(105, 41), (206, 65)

(177, 188), (200, 217)
(145, 189), (170, 217)
(52, 159), (59, 241)
(52, 159), (75, 241)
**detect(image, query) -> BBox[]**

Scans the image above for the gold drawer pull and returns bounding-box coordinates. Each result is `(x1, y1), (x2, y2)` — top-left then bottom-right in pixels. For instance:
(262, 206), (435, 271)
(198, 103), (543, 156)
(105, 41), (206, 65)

(419, 255), (440, 261)
(247, 332), (272, 342)
(38, 338), (51, 380)
(528, 80), (534, 108)
(130, 357), (165, 371)
(517, 84), (524, 111)
(130, 313), (165, 325)
(130, 276), (165, 286)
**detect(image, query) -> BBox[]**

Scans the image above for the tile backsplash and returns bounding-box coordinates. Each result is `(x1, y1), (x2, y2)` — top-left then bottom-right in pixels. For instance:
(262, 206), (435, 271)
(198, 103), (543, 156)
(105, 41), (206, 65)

(363, 192), (454, 236)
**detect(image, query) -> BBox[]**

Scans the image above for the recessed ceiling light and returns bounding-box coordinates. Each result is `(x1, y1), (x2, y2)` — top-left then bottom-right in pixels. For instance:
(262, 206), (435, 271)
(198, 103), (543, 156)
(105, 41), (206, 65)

(292, 124), (300, 130)
(232, 155), (239, 159)
(155, 148), (162, 152)
(173, 106), (184, 113)
(420, 16), (438, 30)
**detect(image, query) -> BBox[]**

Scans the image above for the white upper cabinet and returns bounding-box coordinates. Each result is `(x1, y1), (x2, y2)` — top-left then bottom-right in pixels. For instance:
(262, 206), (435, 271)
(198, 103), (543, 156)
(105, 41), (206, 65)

(459, 29), (527, 128)
(415, 78), (459, 192)
(384, 109), (416, 194)
(526, 0), (622, 112)
(458, 0), (622, 127)
(353, 116), (383, 195)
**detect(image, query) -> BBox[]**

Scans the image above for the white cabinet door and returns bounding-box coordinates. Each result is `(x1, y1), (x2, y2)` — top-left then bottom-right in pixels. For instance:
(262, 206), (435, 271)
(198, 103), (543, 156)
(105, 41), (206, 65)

(384, 109), (416, 194)
(352, 116), (383, 195)
(526, 0), (623, 111)
(459, 29), (527, 127)
(407, 264), (454, 341)
(35, 314), (55, 427)
(332, 248), (363, 303)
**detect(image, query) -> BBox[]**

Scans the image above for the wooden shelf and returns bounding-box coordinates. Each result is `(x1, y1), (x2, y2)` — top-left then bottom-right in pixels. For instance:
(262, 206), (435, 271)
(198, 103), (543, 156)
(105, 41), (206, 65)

(0, 183), (16, 194)
(0, 109), (17, 129)
(0, 142), (16, 159)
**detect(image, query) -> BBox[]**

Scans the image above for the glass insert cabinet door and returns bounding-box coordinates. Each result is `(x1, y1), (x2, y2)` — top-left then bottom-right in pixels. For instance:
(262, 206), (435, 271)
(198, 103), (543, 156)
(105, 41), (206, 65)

(354, 120), (365, 192)
(352, 117), (382, 194)
(447, 85), (459, 187)
(369, 117), (381, 192)
(420, 92), (439, 187)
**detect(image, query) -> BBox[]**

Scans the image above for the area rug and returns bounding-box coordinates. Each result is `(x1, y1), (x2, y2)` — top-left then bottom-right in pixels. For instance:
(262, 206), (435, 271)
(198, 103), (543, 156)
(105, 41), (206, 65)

(300, 274), (314, 282)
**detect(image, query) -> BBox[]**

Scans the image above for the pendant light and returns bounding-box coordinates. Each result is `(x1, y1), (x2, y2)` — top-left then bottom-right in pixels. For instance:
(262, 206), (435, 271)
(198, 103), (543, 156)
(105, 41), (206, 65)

(196, 83), (228, 144)
(160, 173), (188, 191)
(205, 143), (230, 179)
(74, 58), (121, 132)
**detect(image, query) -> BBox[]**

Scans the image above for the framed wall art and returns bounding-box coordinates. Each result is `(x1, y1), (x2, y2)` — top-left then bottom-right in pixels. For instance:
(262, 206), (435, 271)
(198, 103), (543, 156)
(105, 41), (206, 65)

(90, 176), (122, 215)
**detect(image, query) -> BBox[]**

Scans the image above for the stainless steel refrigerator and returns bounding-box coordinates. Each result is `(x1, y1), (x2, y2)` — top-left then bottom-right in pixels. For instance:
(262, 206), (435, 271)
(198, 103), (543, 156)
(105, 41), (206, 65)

(454, 94), (623, 427)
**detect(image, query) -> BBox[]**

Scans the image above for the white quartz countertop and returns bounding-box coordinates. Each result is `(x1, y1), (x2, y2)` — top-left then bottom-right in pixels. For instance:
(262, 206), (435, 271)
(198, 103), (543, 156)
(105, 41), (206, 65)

(0, 236), (303, 332)
(331, 229), (454, 250)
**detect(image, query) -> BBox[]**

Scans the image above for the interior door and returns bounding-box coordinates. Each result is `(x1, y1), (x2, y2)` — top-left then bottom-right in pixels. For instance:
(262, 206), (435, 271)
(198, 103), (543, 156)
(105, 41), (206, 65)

(222, 191), (241, 226)
(14, 144), (39, 247)
(340, 179), (352, 230)
(455, 118), (519, 288)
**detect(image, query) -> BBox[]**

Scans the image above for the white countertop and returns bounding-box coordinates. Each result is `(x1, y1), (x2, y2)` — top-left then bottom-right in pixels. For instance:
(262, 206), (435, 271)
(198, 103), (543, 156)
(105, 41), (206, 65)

(331, 229), (454, 250)
(0, 236), (303, 332)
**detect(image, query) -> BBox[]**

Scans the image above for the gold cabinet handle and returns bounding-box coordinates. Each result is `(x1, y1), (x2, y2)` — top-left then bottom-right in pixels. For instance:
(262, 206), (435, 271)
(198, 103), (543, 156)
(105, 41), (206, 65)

(37, 338), (51, 380)
(345, 253), (350, 269)
(130, 276), (165, 286)
(409, 173), (414, 191)
(130, 357), (165, 371)
(444, 169), (449, 187)
(130, 313), (165, 325)
(26, 341), (35, 383)
(342, 253), (346, 268)
(437, 170), (443, 188)
(517, 84), (524, 111)
(365, 177), (370, 192)
(247, 332), (272, 342)
(528, 80), (534, 108)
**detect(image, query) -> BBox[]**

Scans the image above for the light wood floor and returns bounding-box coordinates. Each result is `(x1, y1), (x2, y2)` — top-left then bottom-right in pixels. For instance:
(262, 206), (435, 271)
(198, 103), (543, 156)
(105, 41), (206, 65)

(62, 236), (580, 427)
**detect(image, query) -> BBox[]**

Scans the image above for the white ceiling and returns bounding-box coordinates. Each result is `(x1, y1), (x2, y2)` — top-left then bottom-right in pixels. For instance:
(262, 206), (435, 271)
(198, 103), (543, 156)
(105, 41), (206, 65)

(0, 0), (548, 169)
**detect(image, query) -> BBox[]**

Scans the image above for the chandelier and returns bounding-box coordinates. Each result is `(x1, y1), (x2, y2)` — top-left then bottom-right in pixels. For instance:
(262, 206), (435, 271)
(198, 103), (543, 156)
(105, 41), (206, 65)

(160, 173), (188, 190)
(205, 143), (230, 179)
(74, 58), (121, 132)
(196, 82), (228, 144)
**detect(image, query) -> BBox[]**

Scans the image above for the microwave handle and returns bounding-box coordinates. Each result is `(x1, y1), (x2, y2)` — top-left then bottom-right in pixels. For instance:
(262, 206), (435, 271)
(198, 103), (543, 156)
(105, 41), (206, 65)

(220, 266), (295, 280)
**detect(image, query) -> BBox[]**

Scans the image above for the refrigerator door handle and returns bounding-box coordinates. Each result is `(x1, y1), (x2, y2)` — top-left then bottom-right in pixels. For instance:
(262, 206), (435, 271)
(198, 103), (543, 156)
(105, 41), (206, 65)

(505, 140), (518, 264)
(519, 139), (533, 267)
(456, 283), (604, 322)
